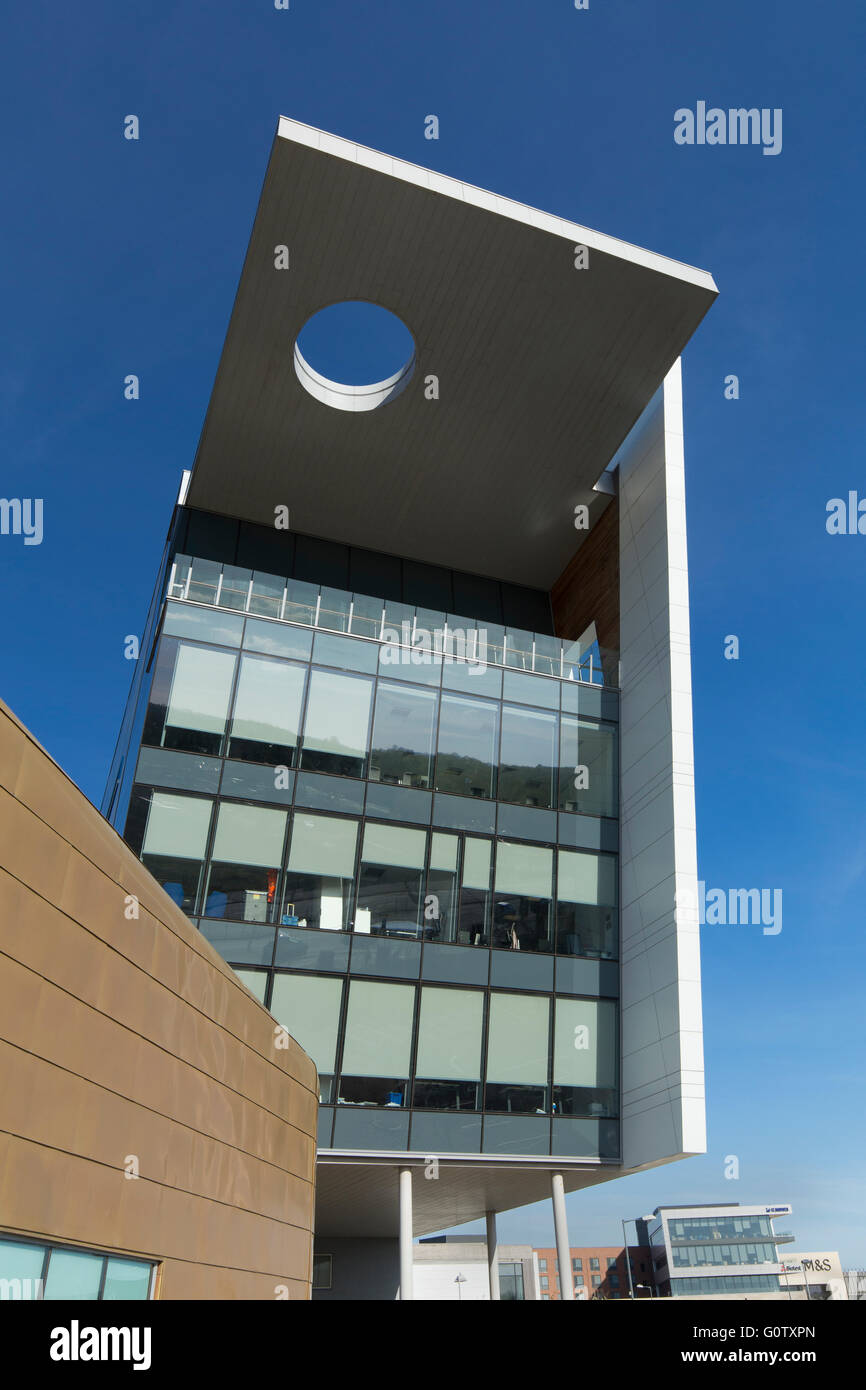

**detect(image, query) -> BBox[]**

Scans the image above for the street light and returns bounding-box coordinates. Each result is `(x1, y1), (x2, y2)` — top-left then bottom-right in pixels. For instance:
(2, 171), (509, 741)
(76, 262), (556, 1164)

(454, 1273), (467, 1302)
(622, 1215), (657, 1299)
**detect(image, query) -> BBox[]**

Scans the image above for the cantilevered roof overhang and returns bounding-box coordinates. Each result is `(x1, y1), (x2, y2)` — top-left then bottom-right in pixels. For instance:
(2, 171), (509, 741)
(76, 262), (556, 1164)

(187, 117), (717, 589)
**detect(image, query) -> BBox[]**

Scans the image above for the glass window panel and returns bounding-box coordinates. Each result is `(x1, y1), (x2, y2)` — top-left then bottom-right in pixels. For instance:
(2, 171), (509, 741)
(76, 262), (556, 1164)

(425, 834), (460, 943)
(559, 716), (617, 817)
(378, 641), (443, 686)
(185, 557), (222, 606)
(489, 1000), (547, 1106)
(248, 571), (286, 619)
(495, 841), (553, 898)
(350, 592), (385, 638)
(430, 832), (459, 872)
(314, 631), (380, 674)
(357, 824), (427, 938)
(557, 849), (617, 905)
(459, 836), (492, 946)
(162, 600), (244, 646)
(415, 987), (483, 1080)
(341, 980), (415, 1076)
(142, 791), (212, 859)
(233, 968), (268, 1002)
(243, 617), (312, 661)
(229, 655), (306, 765)
(462, 837), (491, 889)
(218, 564), (252, 611)
(369, 681), (438, 788)
(43, 1248), (104, 1300)
(486, 993), (550, 1085)
(301, 669), (373, 777)
(0, 1239), (45, 1294)
(211, 802), (287, 866)
(499, 704), (557, 808)
(502, 668), (560, 709)
(441, 655), (502, 697)
(164, 644), (235, 750)
(434, 693), (499, 799)
(555, 850), (617, 959)
(289, 813), (358, 879)
(503, 629), (534, 671)
(284, 578), (319, 625)
(318, 587), (351, 633)
(554, 998), (617, 1088)
(102, 1257), (152, 1300)
(270, 973), (343, 1077)
(220, 760), (294, 804)
(362, 822), (427, 870)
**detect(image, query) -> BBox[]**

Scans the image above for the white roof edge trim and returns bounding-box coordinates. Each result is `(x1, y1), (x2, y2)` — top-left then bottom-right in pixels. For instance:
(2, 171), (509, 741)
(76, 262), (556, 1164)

(276, 116), (718, 295)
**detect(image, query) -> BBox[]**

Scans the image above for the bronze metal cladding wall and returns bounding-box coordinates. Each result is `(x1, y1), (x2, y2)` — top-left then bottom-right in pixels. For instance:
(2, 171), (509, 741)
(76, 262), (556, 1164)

(0, 700), (317, 1300)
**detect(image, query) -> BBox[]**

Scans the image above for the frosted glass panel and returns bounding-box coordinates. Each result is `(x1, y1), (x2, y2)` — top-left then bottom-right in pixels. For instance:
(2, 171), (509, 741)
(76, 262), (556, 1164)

(211, 802), (286, 866)
(462, 837), (491, 889)
(302, 669), (373, 757)
(557, 849), (617, 905)
(142, 791), (212, 858)
(102, 1258), (152, 1300)
(342, 980), (415, 1076)
(43, 1248), (103, 1300)
(486, 994), (549, 1084)
(430, 832), (458, 872)
(554, 998), (617, 1088)
(415, 987), (483, 1079)
(166, 645), (235, 734)
(288, 814), (358, 879)
(270, 973), (343, 1074)
(495, 841), (553, 899)
(362, 822), (426, 869)
(231, 655), (305, 746)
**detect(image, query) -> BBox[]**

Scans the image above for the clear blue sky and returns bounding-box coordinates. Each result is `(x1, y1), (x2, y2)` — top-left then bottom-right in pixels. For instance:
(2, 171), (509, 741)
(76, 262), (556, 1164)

(1, 1), (863, 1263)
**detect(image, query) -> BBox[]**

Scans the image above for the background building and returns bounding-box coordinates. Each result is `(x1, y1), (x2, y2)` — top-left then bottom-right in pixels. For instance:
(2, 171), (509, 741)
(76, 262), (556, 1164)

(102, 117), (717, 1298)
(0, 699), (317, 1300)
(533, 1244), (653, 1300)
(412, 1237), (540, 1301)
(647, 1203), (797, 1300)
(780, 1253), (848, 1301)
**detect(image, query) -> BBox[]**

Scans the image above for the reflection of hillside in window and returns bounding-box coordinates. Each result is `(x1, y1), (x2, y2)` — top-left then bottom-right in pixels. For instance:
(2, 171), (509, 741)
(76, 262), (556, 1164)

(369, 681), (437, 788)
(434, 693), (499, 799)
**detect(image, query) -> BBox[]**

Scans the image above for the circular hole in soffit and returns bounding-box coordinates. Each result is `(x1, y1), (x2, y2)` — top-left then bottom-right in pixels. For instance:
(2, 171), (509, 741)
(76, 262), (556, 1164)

(294, 300), (416, 412)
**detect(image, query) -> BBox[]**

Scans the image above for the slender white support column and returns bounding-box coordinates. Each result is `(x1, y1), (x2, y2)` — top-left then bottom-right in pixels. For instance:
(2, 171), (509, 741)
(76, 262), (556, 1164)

(399, 1167), (414, 1301)
(551, 1173), (575, 1300)
(486, 1210), (500, 1301)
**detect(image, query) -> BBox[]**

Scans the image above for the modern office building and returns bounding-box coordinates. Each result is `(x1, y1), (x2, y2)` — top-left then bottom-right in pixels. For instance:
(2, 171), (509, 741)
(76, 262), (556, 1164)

(0, 699), (317, 1300)
(102, 117), (717, 1298)
(646, 1203), (798, 1300)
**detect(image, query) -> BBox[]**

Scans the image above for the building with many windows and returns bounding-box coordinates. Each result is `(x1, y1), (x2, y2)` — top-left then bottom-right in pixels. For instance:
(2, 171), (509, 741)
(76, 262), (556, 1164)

(646, 1204), (798, 1300)
(533, 1244), (653, 1299)
(103, 117), (717, 1297)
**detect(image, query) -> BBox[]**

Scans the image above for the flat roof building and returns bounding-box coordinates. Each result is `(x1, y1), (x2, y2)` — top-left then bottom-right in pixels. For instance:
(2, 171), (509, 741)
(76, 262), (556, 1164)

(103, 117), (716, 1298)
(646, 1204), (798, 1300)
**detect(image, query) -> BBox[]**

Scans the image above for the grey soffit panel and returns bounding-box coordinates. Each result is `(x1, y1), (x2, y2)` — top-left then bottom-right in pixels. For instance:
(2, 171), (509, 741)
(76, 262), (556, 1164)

(187, 120), (717, 589)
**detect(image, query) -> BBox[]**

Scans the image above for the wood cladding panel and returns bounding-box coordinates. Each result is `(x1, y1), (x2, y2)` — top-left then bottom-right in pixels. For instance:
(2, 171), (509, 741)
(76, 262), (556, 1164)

(550, 498), (619, 685)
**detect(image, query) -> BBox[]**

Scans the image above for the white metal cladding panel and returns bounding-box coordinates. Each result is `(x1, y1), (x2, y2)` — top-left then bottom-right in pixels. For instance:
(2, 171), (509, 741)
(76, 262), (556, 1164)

(617, 360), (705, 1169)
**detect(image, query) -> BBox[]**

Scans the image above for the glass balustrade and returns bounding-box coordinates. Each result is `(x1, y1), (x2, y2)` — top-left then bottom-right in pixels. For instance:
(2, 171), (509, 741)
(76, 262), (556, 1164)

(168, 554), (611, 686)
